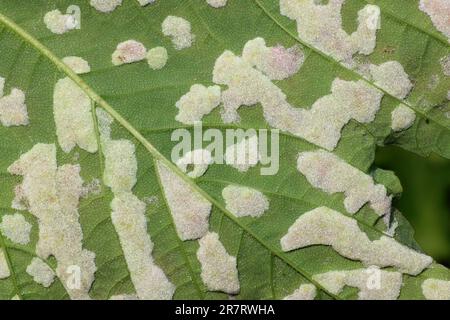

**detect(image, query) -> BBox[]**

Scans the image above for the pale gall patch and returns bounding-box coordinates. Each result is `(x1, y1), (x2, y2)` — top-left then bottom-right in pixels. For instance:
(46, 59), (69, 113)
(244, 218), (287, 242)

(90, 0), (122, 13)
(176, 149), (212, 178)
(206, 0), (228, 8)
(242, 37), (304, 80)
(419, 0), (450, 42)
(7, 144), (96, 299)
(44, 9), (78, 34)
(62, 56), (91, 74)
(283, 284), (316, 300)
(297, 150), (391, 218)
(369, 61), (413, 99)
(0, 250), (10, 279)
(222, 185), (269, 218)
(197, 232), (240, 294)
(111, 192), (175, 300)
(422, 278), (450, 300)
(147, 47), (168, 70)
(112, 40), (147, 66)
(0, 88), (29, 127)
(53, 78), (98, 153)
(157, 161), (212, 240)
(313, 268), (402, 300)
(137, 0), (155, 6)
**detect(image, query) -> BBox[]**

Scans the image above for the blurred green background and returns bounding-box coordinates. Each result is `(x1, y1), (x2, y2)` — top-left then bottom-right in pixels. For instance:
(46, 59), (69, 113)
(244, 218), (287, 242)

(376, 147), (450, 267)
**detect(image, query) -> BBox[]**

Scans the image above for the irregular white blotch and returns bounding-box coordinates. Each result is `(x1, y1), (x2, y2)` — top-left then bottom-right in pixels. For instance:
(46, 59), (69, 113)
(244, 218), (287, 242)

(301, 78), (382, 150)
(103, 139), (137, 193)
(81, 178), (102, 198)
(222, 185), (269, 218)
(0, 88), (29, 127)
(7, 144), (96, 299)
(137, 0), (155, 6)
(197, 232), (240, 294)
(313, 267), (402, 300)
(213, 49), (382, 150)
(98, 110), (173, 299)
(351, 5), (382, 55)
(147, 46), (168, 70)
(162, 16), (195, 50)
(206, 0), (228, 8)
(386, 217), (399, 237)
(110, 294), (139, 300)
(175, 84), (221, 124)
(391, 104), (416, 132)
(176, 149), (212, 178)
(0, 213), (32, 245)
(0, 250), (10, 279)
(242, 37), (304, 80)
(11, 295), (20, 300)
(98, 107), (135, 192)
(280, 207), (432, 275)
(90, 0), (122, 13)
(157, 162), (211, 241)
(7, 145), (58, 230)
(72, 152), (81, 162)
(422, 278), (450, 300)
(96, 108), (114, 140)
(279, 0), (380, 62)
(11, 184), (27, 211)
(44, 9), (78, 34)
(440, 55), (450, 77)
(56, 165), (97, 299)
(428, 74), (440, 90)
(224, 134), (259, 172)
(143, 195), (158, 205)
(419, 0), (450, 42)
(26, 257), (55, 288)
(297, 150), (391, 217)
(53, 78), (98, 153)
(283, 284), (316, 300)
(214, 49), (287, 124)
(111, 192), (175, 300)
(62, 56), (91, 74)
(112, 40), (147, 66)
(369, 61), (413, 99)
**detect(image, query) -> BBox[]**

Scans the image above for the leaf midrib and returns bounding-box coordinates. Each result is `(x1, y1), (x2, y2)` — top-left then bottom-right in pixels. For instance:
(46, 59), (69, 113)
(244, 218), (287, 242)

(0, 11), (343, 299)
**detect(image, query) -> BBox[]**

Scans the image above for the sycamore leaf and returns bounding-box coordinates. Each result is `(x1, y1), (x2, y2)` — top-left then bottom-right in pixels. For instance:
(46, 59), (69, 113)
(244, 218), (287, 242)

(0, 0), (449, 300)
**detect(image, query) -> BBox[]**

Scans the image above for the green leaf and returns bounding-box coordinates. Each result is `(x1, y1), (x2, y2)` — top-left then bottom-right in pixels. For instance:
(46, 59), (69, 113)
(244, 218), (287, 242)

(373, 168), (403, 195)
(0, 0), (449, 300)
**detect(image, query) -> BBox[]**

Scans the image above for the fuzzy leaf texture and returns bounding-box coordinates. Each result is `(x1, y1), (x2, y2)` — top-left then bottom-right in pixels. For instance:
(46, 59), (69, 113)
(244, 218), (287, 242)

(0, 0), (449, 300)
